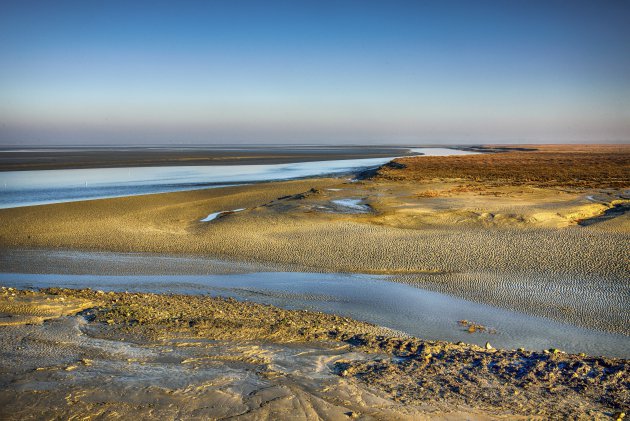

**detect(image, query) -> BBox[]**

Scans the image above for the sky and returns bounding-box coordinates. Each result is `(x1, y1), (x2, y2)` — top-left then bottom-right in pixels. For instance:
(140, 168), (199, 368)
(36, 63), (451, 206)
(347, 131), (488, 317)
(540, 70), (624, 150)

(0, 0), (629, 146)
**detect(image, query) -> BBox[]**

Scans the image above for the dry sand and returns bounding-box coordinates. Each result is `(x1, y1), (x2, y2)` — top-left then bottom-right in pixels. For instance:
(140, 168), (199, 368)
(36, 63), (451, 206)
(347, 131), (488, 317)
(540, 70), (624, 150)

(0, 287), (627, 420)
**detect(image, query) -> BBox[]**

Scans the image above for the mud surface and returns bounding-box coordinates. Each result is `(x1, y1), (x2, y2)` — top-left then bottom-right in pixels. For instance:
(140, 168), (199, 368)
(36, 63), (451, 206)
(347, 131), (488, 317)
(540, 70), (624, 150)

(0, 288), (628, 420)
(2, 267), (628, 357)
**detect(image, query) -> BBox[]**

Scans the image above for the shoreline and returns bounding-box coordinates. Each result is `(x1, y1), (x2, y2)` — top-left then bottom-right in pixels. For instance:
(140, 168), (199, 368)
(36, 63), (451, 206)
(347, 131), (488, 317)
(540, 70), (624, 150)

(2, 263), (627, 358)
(1, 146), (628, 418)
(0, 145), (415, 172)
(0, 168), (627, 336)
(1, 287), (628, 419)
(0, 146), (479, 209)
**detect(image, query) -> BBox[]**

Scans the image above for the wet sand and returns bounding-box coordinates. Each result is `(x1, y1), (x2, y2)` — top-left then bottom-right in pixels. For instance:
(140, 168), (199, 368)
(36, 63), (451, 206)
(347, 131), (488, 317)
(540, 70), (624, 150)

(0, 149), (628, 334)
(0, 146), (628, 419)
(1, 287), (627, 420)
(3, 266), (628, 357)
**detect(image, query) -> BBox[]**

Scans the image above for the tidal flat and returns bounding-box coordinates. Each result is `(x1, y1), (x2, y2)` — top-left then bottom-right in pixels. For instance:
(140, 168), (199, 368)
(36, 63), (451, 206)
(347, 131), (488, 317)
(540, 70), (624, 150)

(0, 145), (629, 419)
(0, 287), (628, 420)
(1, 147), (627, 334)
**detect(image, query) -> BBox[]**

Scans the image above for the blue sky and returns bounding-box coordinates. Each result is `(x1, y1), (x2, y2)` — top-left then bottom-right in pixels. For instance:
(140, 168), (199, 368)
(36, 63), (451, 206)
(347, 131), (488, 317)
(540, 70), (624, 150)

(1, 0), (629, 145)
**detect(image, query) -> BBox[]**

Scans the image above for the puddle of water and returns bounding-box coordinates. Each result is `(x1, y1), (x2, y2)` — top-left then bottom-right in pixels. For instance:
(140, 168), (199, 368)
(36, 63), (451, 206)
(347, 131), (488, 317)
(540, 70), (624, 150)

(1, 271), (628, 357)
(330, 199), (370, 213)
(200, 208), (245, 222)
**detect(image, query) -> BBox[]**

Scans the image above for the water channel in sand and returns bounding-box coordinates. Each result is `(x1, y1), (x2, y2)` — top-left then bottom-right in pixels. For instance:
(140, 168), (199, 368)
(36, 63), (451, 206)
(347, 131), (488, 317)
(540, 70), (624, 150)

(1, 250), (628, 358)
(0, 147), (476, 208)
(2, 146), (626, 358)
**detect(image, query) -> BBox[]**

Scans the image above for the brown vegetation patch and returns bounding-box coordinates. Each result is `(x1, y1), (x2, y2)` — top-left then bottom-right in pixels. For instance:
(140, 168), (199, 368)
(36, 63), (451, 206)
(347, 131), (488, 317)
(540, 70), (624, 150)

(377, 145), (630, 188)
(415, 184), (512, 198)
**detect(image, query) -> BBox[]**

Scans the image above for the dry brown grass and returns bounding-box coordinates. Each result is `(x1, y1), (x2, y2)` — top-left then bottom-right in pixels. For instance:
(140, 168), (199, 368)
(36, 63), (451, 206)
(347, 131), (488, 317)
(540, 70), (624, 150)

(415, 189), (442, 198)
(377, 145), (630, 188)
(415, 184), (508, 198)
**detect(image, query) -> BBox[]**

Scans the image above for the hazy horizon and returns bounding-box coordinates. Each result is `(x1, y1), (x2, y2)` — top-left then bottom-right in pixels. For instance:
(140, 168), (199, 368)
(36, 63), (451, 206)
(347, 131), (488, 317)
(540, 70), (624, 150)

(1, 0), (629, 146)
(1, 141), (629, 149)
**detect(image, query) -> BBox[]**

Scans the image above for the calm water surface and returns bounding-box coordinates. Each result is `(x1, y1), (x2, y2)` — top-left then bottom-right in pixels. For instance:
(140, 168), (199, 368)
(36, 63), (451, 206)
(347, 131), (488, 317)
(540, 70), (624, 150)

(0, 147), (476, 208)
(1, 257), (627, 358)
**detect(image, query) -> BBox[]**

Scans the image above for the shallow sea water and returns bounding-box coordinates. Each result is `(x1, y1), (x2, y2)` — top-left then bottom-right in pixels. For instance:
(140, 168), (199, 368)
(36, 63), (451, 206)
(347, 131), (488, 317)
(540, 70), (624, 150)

(2, 147), (626, 358)
(0, 147), (476, 208)
(1, 266), (628, 357)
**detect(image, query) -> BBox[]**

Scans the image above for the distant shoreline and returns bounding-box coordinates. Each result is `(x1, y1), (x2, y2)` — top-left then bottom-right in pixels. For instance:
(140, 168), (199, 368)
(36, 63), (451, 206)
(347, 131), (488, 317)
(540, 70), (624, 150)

(0, 144), (540, 172)
(0, 145), (413, 172)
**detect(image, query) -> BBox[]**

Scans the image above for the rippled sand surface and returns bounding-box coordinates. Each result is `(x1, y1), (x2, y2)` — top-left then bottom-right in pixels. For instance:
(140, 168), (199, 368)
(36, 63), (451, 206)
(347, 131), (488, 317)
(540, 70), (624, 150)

(1, 172), (626, 335)
(0, 147), (628, 419)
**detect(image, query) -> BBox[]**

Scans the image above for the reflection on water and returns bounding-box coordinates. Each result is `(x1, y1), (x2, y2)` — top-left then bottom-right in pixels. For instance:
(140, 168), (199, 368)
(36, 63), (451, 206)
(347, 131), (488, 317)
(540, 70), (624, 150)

(200, 208), (246, 222)
(330, 199), (370, 213)
(0, 148), (477, 208)
(1, 270), (628, 357)
(0, 158), (388, 208)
